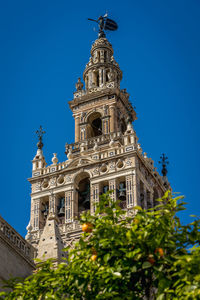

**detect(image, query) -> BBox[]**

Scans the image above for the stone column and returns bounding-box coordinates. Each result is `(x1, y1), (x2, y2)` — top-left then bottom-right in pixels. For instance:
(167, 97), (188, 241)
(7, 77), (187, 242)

(65, 190), (73, 223)
(91, 183), (99, 214)
(126, 174), (134, 208)
(92, 71), (96, 86)
(110, 105), (115, 133)
(109, 179), (116, 202)
(103, 68), (106, 86)
(49, 193), (56, 214)
(88, 71), (93, 88)
(133, 171), (138, 206)
(75, 116), (80, 143)
(99, 68), (103, 87)
(32, 199), (40, 230)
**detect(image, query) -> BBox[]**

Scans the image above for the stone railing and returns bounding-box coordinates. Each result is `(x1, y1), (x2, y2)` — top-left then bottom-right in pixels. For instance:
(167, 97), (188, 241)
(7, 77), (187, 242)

(0, 215), (34, 263)
(32, 131), (138, 177)
(42, 161), (68, 175)
(65, 131), (123, 155)
(73, 81), (119, 99)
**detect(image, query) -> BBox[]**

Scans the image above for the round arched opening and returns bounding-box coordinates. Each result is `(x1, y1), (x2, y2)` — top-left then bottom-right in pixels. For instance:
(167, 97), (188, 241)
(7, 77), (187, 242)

(87, 112), (102, 138)
(117, 160), (124, 169)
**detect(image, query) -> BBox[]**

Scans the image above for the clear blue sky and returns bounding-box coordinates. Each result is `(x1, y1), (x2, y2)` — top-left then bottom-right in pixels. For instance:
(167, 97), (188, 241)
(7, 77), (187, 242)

(0, 0), (199, 237)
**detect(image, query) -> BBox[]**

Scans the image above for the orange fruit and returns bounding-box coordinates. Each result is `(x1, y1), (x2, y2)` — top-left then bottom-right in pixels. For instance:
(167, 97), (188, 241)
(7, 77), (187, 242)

(155, 248), (164, 257)
(148, 255), (155, 265)
(82, 223), (93, 233)
(91, 255), (97, 261)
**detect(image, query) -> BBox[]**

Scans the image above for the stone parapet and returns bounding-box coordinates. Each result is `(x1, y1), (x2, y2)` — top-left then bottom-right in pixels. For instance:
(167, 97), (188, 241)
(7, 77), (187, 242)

(0, 215), (35, 290)
(0, 215), (35, 264)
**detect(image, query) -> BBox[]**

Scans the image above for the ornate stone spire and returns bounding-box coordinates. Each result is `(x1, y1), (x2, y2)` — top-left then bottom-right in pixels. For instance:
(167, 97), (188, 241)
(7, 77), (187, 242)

(83, 37), (122, 91)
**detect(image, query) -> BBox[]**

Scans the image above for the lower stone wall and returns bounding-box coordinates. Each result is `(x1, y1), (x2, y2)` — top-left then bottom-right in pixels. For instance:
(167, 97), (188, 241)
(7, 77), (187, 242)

(0, 236), (35, 291)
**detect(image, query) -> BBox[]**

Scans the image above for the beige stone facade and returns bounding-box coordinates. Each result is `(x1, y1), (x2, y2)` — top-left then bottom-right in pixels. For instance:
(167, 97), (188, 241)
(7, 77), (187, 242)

(0, 215), (35, 290)
(26, 37), (169, 262)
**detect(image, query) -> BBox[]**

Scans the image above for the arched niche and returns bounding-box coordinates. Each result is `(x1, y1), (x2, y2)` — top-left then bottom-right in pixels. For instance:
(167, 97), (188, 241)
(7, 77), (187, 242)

(87, 112), (102, 138)
(74, 172), (91, 218)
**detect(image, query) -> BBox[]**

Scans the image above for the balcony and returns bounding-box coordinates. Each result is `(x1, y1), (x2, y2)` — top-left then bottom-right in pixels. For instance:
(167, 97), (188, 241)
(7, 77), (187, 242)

(65, 132), (123, 155)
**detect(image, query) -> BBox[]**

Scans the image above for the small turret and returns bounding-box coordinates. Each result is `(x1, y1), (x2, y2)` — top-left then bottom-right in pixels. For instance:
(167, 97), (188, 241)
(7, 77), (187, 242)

(83, 37), (122, 91)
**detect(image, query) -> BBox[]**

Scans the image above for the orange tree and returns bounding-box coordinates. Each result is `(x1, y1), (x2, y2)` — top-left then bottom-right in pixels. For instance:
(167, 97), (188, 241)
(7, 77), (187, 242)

(0, 191), (200, 299)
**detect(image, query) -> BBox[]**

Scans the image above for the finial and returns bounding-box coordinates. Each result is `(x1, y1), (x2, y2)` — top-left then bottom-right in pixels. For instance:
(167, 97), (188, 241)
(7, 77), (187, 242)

(159, 153), (169, 177)
(52, 153), (58, 165)
(36, 125), (45, 149)
(88, 14), (118, 38)
(75, 78), (84, 91)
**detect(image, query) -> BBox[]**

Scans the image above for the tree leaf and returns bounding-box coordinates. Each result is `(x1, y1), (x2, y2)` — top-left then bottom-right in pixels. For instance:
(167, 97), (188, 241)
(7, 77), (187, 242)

(142, 262), (152, 269)
(103, 253), (111, 263)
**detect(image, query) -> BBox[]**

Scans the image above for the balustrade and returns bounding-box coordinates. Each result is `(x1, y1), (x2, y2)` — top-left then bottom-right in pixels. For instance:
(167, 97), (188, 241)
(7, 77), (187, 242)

(0, 215), (33, 261)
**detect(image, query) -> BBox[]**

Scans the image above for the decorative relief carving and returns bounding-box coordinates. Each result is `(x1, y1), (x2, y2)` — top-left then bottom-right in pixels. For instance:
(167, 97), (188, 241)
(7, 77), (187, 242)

(65, 175), (72, 183)
(109, 161), (116, 170)
(35, 182), (42, 191)
(93, 167), (99, 175)
(125, 158), (132, 166)
(50, 177), (56, 187)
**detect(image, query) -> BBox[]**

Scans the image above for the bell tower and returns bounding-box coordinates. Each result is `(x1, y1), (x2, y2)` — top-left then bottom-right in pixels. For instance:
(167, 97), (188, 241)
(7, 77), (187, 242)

(26, 20), (169, 262)
(71, 37), (135, 144)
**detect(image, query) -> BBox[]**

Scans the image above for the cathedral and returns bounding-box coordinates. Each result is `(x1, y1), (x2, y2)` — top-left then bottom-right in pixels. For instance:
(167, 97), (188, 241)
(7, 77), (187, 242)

(25, 25), (169, 264)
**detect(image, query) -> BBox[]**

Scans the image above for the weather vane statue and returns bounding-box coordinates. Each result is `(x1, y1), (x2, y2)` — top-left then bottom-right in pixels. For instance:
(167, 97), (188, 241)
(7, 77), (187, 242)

(88, 14), (118, 38)
(159, 153), (169, 177)
(36, 125), (45, 149)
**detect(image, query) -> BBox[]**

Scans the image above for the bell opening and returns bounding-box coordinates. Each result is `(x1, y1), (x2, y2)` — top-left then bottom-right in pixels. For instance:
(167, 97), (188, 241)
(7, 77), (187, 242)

(87, 112), (102, 138)
(76, 175), (91, 217)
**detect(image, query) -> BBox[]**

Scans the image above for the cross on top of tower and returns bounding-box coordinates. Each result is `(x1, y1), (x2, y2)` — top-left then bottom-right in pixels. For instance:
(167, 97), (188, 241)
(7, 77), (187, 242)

(159, 153), (169, 177)
(36, 125), (45, 149)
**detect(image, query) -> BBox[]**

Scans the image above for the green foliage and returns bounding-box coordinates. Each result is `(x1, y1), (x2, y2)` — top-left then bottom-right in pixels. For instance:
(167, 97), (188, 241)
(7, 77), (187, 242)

(0, 191), (200, 299)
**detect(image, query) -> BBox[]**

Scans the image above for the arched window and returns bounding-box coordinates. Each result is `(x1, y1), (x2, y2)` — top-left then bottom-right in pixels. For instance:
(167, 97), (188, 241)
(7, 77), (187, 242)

(87, 112), (102, 138)
(74, 172), (91, 218)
